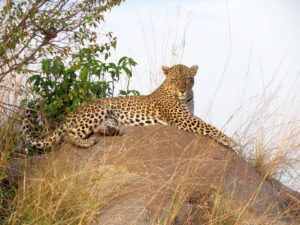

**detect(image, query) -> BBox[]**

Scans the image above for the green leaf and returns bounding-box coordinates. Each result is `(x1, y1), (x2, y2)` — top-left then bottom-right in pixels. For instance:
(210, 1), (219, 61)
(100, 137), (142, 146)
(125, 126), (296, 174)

(128, 58), (137, 66)
(86, 15), (92, 23)
(52, 59), (64, 75)
(42, 59), (51, 74)
(108, 62), (117, 69)
(62, 20), (67, 28)
(122, 66), (132, 77)
(80, 67), (88, 82)
(118, 56), (127, 66)
(119, 90), (127, 96)
(27, 75), (40, 84)
(129, 89), (140, 96)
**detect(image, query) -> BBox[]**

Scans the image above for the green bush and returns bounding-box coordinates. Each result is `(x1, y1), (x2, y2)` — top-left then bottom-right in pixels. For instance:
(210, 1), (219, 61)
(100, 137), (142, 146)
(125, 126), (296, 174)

(27, 47), (138, 121)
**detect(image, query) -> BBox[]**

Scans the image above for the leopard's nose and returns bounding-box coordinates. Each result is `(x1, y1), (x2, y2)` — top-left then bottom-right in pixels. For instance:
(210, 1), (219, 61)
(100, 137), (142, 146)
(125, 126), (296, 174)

(179, 91), (186, 96)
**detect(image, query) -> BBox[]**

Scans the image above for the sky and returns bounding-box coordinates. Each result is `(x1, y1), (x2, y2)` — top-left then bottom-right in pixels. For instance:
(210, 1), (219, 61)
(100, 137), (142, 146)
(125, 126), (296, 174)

(103, 0), (300, 189)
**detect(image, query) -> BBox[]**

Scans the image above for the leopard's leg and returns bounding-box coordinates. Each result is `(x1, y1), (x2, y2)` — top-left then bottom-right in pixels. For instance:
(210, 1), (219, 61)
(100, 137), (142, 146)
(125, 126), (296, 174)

(162, 102), (237, 148)
(23, 108), (41, 138)
(94, 118), (121, 136)
(65, 131), (98, 148)
(173, 115), (237, 148)
(64, 107), (120, 147)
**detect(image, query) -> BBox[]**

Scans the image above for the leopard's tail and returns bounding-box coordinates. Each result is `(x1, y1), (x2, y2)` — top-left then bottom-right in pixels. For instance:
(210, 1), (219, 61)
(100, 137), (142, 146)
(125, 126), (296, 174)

(23, 107), (64, 149)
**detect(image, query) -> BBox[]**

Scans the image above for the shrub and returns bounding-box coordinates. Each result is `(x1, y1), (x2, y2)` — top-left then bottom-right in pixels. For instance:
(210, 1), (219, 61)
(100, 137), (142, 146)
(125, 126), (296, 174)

(27, 47), (138, 121)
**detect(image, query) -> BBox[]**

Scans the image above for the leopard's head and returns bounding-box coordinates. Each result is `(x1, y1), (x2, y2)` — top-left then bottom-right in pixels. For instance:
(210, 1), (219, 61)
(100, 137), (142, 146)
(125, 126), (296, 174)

(162, 64), (198, 99)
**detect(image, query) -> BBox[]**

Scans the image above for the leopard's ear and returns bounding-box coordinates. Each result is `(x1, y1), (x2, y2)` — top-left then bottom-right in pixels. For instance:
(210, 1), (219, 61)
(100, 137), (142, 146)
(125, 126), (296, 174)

(190, 65), (198, 76)
(162, 66), (171, 76)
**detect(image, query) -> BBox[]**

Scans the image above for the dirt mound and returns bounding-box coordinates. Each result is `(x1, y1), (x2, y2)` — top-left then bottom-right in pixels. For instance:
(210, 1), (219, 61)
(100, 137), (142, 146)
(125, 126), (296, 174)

(7, 126), (300, 224)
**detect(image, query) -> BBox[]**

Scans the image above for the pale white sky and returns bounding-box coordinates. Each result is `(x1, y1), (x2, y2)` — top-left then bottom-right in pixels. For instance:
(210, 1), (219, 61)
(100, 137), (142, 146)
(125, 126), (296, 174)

(103, 0), (300, 189)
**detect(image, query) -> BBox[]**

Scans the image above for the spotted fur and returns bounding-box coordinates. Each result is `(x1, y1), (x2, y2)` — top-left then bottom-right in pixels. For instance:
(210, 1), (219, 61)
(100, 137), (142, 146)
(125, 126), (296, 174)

(181, 89), (194, 115)
(23, 64), (237, 149)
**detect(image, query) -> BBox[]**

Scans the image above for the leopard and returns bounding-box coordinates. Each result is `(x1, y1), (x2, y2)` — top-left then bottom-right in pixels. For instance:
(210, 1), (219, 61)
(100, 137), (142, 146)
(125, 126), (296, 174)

(180, 89), (194, 115)
(23, 64), (237, 149)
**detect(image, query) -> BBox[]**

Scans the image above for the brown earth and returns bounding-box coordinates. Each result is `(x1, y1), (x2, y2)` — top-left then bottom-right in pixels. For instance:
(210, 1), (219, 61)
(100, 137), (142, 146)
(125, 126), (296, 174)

(7, 126), (300, 224)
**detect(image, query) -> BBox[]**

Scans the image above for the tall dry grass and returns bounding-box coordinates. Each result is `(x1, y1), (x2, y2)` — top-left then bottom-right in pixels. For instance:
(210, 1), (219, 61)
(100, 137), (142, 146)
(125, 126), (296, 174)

(7, 160), (137, 224)
(0, 72), (30, 222)
(0, 116), (22, 222)
(234, 79), (300, 189)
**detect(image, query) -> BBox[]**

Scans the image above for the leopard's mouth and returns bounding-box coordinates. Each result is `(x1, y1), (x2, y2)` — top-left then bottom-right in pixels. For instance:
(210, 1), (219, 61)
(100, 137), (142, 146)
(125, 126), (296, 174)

(178, 94), (187, 100)
(186, 96), (193, 102)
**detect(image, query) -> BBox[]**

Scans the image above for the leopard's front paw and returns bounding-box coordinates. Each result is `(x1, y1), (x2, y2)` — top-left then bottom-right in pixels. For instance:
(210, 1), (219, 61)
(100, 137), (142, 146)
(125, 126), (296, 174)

(94, 124), (121, 136)
(219, 137), (238, 149)
(87, 138), (98, 147)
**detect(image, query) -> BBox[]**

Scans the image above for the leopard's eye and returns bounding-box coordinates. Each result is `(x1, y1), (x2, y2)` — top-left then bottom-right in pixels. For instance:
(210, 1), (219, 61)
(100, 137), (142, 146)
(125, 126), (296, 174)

(171, 77), (178, 83)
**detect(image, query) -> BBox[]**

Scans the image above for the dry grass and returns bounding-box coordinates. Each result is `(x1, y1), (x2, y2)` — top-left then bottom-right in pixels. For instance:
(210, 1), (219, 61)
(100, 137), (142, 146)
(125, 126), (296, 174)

(156, 183), (239, 225)
(6, 155), (138, 225)
(235, 86), (300, 190)
(0, 118), (23, 223)
(0, 77), (30, 223)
